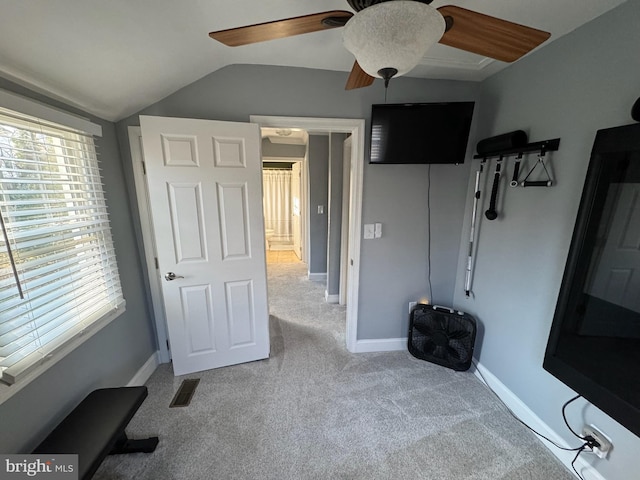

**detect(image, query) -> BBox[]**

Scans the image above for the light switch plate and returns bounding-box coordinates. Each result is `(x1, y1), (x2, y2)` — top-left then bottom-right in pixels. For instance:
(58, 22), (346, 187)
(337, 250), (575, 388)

(363, 224), (375, 239)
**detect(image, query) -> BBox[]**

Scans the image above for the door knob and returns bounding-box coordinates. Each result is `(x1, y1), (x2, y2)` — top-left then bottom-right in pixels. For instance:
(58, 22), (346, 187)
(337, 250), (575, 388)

(164, 272), (184, 281)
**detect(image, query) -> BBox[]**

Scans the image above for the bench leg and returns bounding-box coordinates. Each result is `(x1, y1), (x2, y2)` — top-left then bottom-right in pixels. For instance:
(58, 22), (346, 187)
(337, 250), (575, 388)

(110, 432), (159, 455)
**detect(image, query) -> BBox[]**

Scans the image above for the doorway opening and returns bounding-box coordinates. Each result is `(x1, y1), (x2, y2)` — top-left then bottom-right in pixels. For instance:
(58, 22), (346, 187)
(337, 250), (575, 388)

(260, 127), (307, 265)
(262, 161), (303, 265)
(252, 116), (365, 353)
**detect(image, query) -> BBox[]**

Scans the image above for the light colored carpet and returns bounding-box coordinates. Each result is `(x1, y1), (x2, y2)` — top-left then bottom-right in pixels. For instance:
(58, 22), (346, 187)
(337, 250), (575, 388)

(94, 262), (573, 480)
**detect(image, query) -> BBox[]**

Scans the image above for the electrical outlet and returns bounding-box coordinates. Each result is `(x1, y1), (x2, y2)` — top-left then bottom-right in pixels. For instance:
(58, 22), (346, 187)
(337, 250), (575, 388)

(409, 301), (417, 312)
(583, 425), (612, 459)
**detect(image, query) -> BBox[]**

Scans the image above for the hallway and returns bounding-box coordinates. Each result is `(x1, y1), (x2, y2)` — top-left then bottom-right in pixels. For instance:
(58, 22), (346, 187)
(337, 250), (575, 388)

(266, 249), (300, 265)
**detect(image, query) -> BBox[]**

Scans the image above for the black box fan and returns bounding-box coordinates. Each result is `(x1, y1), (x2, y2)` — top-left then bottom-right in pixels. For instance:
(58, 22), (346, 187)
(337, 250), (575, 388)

(408, 304), (477, 371)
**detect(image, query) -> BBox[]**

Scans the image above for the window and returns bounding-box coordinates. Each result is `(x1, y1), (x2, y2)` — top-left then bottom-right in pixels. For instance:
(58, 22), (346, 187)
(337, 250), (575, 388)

(0, 102), (124, 386)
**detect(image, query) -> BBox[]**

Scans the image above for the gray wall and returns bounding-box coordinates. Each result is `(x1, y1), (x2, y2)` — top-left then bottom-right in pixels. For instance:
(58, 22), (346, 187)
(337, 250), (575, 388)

(261, 138), (306, 158)
(307, 134), (329, 275)
(327, 133), (347, 296)
(116, 64), (480, 343)
(452, 2), (640, 479)
(0, 79), (157, 453)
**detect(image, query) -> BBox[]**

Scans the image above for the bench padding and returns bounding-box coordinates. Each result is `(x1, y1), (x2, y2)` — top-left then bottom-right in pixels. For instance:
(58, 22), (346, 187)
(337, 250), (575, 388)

(33, 386), (158, 480)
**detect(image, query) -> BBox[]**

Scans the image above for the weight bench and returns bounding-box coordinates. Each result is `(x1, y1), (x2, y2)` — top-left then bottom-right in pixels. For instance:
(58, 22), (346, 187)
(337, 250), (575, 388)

(33, 386), (158, 480)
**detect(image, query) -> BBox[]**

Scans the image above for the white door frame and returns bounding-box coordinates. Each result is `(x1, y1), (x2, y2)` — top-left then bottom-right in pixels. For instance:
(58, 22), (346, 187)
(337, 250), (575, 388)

(128, 126), (170, 363)
(251, 115), (364, 352)
(339, 136), (352, 306)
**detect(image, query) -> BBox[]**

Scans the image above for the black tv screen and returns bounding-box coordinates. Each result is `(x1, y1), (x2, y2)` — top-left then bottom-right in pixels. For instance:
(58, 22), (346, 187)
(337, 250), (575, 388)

(369, 102), (474, 164)
(544, 122), (640, 438)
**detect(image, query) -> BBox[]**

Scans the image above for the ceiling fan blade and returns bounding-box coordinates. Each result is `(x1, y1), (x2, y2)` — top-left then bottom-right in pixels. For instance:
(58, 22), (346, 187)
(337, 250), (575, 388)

(438, 6), (551, 62)
(209, 11), (353, 47)
(345, 61), (375, 90)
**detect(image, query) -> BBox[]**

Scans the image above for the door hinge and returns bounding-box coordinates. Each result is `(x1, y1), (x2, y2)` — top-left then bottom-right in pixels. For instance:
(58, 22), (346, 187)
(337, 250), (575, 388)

(142, 161), (146, 175)
(154, 257), (159, 269)
(166, 339), (170, 350)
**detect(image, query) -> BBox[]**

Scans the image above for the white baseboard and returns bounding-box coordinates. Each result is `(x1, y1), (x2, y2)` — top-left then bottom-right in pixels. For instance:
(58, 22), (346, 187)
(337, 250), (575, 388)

(325, 292), (339, 304)
(127, 351), (160, 387)
(354, 337), (407, 353)
(308, 272), (327, 282)
(473, 362), (606, 480)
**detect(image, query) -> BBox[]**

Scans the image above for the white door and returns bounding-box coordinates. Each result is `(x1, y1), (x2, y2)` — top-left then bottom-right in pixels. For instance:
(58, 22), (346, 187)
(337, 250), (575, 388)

(291, 161), (302, 259)
(140, 115), (270, 376)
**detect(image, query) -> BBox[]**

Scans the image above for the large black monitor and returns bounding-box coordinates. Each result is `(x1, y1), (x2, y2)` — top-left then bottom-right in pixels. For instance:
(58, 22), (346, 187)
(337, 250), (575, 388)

(544, 122), (640, 437)
(369, 102), (474, 164)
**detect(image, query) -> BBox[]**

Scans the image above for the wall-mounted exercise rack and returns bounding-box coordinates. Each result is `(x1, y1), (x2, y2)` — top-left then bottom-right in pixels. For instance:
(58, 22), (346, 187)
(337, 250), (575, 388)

(474, 138), (560, 188)
(463, 137), (561, 297)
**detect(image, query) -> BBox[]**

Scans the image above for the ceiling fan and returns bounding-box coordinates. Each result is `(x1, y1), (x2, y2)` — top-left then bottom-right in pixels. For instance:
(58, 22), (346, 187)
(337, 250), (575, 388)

(209, 0), (551, 90)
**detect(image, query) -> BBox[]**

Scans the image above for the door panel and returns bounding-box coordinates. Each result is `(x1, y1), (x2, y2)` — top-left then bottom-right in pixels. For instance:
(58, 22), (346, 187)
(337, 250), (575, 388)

(181, 284), (216, 353)
(218, 183), (250, 258)
(169, 183), (207, 262)
(140, 115), (269, 376)
(162, 134), (199, 166)
(225, 280), (256, 347)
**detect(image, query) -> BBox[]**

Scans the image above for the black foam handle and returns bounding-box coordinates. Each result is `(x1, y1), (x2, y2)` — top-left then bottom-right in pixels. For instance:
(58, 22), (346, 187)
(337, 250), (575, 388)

(476, 130), (528, 155)
(485, 164), (501, 220)
(522, 180), (552, 187)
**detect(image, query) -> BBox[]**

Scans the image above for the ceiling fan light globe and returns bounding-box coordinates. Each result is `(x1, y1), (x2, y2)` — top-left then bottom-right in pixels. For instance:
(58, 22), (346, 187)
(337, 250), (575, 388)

(343, 1), (445, 79)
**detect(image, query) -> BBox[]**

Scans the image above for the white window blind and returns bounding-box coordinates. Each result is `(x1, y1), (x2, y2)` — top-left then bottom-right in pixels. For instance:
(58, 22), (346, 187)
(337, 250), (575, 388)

(0, 106), (124, 385)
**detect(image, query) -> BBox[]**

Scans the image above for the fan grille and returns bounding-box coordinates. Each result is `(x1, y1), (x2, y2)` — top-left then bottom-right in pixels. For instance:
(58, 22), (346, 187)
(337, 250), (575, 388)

(408, 306), (477, 371)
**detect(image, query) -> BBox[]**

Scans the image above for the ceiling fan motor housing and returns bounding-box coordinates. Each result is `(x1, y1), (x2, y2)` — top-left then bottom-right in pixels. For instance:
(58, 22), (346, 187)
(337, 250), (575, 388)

(347, 0), (433, 12)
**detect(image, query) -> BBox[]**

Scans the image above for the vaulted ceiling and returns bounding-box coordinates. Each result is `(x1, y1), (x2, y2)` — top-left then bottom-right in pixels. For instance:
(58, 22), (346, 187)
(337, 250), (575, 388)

(0, 0), (627, 121)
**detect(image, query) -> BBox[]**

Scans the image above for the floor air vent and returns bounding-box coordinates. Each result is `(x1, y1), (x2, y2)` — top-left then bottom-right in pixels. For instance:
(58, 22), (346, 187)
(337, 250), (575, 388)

(169, 378), (200, 408)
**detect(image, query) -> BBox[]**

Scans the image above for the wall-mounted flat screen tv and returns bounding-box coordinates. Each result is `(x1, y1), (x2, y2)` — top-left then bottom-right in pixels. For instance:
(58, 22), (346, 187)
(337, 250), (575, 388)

(369, 102), (475, 164)
(544, 122), (640, 437)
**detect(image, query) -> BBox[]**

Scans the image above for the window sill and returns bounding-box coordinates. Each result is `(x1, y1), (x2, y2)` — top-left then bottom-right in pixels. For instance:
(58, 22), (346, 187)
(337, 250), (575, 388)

(0, 304), (126, 406)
